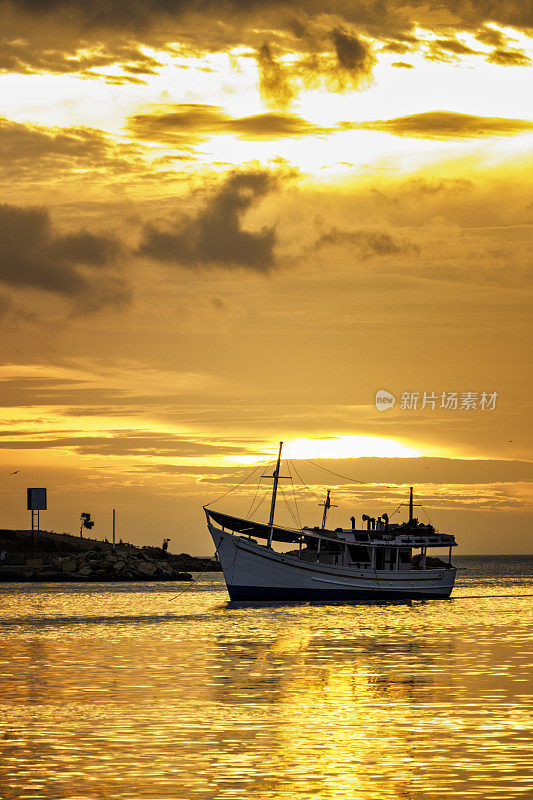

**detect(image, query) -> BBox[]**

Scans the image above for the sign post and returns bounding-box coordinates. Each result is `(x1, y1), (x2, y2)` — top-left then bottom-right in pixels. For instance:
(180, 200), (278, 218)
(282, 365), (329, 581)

(26, 488), (47, 567)
(27, 488), (47, 532)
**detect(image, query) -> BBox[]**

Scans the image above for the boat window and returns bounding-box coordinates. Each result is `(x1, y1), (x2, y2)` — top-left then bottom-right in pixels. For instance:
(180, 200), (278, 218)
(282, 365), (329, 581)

(375, 548), (396, 569)
(322, 541), (344, 552)
(347, 545), (370, 562)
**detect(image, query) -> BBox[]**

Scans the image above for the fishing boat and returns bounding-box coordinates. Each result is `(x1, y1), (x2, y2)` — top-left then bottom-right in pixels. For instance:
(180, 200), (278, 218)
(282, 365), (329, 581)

(204, 442), (457, 601)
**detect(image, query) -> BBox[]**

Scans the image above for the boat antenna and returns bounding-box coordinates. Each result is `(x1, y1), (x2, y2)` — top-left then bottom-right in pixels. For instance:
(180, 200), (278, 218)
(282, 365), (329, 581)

(265, 441), (289, 547)
(399, 486), (421, 524)
(319, 489), (337, 529)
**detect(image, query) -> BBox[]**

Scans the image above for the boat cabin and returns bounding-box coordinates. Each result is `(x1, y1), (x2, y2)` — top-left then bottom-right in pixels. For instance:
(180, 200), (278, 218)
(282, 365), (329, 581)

(206, 507), (456, 572)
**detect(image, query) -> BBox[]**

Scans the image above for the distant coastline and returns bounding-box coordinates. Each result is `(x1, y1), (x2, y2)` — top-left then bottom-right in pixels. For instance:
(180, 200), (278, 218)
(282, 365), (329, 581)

(0, 529), (221, 582)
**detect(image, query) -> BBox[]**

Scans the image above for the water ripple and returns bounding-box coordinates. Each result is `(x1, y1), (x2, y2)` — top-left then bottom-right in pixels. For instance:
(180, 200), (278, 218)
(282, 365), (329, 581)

(0, 555), (531, 800)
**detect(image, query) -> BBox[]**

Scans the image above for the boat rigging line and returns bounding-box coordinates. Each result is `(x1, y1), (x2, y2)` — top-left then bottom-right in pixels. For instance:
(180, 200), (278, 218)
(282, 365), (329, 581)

(287, 458), (325, 504)
(245, 459), (272, 519)
(248, 479), (273, 519)
(288, 465), (303, 529)
(303, 458), (396, 490)
(204, 460), (269, 508)
(304, 459), (368, 484)
(278, 483), (302, 529)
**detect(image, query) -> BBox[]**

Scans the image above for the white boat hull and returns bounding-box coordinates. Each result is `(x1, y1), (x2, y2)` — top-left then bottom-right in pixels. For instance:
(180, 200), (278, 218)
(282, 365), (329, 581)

(209, 524), (456, 602)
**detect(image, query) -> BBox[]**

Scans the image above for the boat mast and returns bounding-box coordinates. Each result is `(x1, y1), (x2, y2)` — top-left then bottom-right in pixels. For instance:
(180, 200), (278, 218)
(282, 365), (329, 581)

(406, 486), (421, 524)
(321, 490), (331, 529)
(320, 490), (337, 529)
(267, 441), (283, 547)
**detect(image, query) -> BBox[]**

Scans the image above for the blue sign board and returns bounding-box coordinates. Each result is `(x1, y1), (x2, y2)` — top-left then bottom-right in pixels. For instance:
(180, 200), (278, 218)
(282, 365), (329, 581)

(27, 488), (47, 511)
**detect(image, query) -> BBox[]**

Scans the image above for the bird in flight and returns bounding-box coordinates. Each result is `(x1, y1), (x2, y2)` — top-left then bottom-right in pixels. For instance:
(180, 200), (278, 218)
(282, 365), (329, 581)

(8, 470), (20, 476)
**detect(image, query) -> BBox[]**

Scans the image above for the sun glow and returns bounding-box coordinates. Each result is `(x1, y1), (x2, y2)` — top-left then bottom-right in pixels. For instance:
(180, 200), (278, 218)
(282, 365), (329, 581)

(228, 435), (423, 465)
(286, 435), (421, 460)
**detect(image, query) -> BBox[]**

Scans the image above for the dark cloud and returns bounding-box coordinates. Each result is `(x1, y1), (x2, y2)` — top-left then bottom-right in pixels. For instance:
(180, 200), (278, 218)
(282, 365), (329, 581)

(315, 228), (418, 260)
(331, 27), (376, 78)
(127, 103), (330, 144)
(381, 42), (414, 54)
(391, 61), (414, 68)
(0, 430), (245, 457)
(139, 169), (282, 271)
(0, 203), (130, 309)
(0, 117), (148, 186)
(257, 43), (297, 110)
(433, 38), (479, 55)
(0, 376), (215, 409)
(255, 29), (375, 110)
(5, 0), (533, 38)
(288, 457), (533, 486)
(487, 48), (532, 66)
(0, 37), (163, 79)
(1, 1), (530, 105)
(475, 26), (510, 47)
(350, 111), (533, 140)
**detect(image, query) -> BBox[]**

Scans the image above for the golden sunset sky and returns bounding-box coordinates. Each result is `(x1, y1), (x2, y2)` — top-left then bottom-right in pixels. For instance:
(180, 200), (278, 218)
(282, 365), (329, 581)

(0, 0), (532, 553)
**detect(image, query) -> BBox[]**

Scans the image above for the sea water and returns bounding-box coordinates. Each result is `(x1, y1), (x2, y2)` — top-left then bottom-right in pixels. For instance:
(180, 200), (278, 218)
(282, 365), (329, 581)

(0, 556), (531, 800)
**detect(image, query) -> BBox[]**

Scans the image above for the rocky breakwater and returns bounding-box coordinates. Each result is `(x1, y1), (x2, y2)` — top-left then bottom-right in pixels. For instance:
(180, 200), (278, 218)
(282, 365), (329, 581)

(56, 548), (193, 582)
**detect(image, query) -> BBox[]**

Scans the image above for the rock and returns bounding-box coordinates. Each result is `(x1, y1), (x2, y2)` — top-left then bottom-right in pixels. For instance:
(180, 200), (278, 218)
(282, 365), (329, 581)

(62, 557), (78, 573)
(113, 561), (125, 571)
(136, 561), (157, 576)
(78, 565), (92, 576)
(93, 562), (112, 574)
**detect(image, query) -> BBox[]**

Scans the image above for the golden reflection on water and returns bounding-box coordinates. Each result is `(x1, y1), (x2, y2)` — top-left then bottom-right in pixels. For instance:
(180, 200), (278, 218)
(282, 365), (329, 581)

(0, 557), (532, 800)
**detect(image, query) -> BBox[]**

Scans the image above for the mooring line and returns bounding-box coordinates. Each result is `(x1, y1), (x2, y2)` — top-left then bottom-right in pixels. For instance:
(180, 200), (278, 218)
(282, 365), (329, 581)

(167, 563), (211, 600)
(444, 593), (533, 601)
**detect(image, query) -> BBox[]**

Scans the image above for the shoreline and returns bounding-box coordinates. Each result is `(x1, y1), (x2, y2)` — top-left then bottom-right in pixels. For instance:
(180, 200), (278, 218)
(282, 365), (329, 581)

(0, 528), (220, 583)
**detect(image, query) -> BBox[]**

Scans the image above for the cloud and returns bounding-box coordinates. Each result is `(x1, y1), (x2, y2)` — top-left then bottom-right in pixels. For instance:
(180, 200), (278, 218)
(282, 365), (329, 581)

(331, 27), (376, 83)
(391, 61), (414, 68)
(5, 0), (533, 39)
(433, 38), (479, 56)
(0, 293), (13, 319)
(254, 29), (375, 110)
(402, 177), (474, 196)
(127, 103), (330, 144)
(1, 1), (530, 112)
(139, 169), (282, 271)
(475, 26), (510, 48)
(0, 37), (163, 79)
(0, 203), (130, 309)
(257, 43), (297, 110)
(487, 48), (532, 66)
(0, 429), (246, 457)
(381, 42), (416, 55)
(350, 111), (533, 140)
(0, 116), (149, 190)
(315, 227), (419, 260)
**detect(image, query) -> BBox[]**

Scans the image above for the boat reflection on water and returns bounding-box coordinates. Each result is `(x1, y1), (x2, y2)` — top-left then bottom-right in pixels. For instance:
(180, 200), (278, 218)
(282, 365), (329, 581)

(210, 620), (454, 705)
(206, 621), (454, 800)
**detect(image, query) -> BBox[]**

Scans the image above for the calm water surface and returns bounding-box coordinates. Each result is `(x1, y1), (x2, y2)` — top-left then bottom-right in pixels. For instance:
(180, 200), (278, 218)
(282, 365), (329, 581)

(1, 556), (532, 800)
